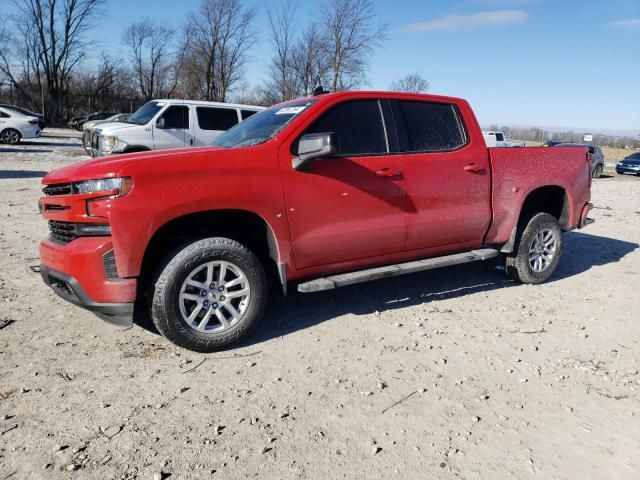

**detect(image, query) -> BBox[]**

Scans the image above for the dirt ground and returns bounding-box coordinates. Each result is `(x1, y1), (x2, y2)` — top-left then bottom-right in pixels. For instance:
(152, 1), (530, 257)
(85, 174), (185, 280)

(1, 134), (639, 480)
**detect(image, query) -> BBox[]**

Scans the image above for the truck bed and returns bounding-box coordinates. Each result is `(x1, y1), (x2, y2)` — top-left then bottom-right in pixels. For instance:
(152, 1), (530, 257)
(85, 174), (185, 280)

(485, 146), (592, 246)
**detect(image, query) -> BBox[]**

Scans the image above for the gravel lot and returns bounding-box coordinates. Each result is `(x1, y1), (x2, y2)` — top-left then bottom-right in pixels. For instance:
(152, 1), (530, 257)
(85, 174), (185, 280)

(1, 135), (639, 479)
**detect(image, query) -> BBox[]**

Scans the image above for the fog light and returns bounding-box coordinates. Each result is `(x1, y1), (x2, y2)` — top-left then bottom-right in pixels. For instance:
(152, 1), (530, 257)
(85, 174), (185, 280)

(76, 223), (111, 236)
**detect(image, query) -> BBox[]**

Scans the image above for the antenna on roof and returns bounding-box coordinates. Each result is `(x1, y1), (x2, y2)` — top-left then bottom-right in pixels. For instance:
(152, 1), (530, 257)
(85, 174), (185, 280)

(313, 85), (330, 96)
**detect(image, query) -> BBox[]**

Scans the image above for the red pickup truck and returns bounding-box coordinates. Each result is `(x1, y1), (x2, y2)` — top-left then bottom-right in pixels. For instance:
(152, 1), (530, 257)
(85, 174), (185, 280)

(39, 91), (594, 352)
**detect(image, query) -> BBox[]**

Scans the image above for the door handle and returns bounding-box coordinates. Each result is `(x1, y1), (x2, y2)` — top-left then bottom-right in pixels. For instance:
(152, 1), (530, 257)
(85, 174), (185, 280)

(464, 163), (484, 173)
(375, 168), (402, 177)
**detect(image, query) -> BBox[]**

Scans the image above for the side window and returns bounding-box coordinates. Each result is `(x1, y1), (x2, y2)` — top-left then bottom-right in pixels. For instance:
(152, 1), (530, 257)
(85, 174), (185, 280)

(241, 109), (258, 120)
(160, 106), (189, 129)
(0, 111), (10, 118)
(397, 101), (466, 152)
(495, 133), (504, 142)
(304, 100), (387, 156)
(196, 107), (238, 131)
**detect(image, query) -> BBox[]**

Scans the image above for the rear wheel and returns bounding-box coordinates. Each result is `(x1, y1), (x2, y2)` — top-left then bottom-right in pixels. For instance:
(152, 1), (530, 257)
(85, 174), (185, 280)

(592, 164), (603, 178)
(505, 212), (562, 284)
(150, 237), (267, 352)
(0, 128), (21, 145)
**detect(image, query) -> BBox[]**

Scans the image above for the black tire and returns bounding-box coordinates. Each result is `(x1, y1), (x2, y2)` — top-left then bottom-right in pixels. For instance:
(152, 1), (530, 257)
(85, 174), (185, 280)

(592, 164), (603, 178)
(0, 128), (21, 145)
(150, 237), (267, 352)
(505, 212), (563, 284)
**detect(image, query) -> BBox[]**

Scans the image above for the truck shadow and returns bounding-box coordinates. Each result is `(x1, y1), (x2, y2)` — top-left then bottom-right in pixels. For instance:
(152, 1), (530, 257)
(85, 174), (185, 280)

(239, 231), (638, 348)
(132, 232), (638, 348)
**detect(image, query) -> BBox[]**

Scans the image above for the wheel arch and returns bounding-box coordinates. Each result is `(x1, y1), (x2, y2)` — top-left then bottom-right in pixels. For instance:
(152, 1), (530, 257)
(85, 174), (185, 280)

(140, 209), (284, 293)
(501, 185), (570, 253)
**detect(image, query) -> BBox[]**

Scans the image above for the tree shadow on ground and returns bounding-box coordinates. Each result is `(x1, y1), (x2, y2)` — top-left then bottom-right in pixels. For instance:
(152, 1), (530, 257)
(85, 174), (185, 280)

(0, 169), (48, 179)
(20, 140), (80, 148)
(0, 147), (53, 154)
(132, 231), (638, 348)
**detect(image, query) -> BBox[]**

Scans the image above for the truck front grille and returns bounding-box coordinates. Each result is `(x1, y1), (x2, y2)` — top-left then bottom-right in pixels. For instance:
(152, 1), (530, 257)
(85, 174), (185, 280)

(43, 183), (73, 196)
(48, 221), (78, 243)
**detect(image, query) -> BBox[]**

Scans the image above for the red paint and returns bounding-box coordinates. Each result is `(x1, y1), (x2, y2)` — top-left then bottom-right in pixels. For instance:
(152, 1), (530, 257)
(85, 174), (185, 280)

(39, 91), (592, 305)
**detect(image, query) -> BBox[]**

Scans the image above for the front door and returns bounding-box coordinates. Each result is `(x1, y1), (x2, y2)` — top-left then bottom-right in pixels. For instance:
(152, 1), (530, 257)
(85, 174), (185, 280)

(280, 99), (407, 270)
(153, 105), (190, 150)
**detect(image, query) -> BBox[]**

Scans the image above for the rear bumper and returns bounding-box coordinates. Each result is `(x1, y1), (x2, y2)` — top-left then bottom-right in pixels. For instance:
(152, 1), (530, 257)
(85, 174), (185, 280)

(21, 125), (42, 139)
(39, 237), (137, 326)
(40, 265), (134, 326)
(579, 202), (595, 228)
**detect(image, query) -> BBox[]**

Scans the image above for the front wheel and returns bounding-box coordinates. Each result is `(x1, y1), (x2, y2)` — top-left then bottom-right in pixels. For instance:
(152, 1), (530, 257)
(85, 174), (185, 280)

(1, 128), (21, 145)
(505, 212), (563, 284)
(150, 237), (267, 352)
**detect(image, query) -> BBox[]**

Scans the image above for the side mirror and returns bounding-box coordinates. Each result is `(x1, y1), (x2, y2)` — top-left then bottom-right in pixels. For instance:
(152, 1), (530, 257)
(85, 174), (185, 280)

(156, 116), (165, 129)
(293, 132), (338, 171)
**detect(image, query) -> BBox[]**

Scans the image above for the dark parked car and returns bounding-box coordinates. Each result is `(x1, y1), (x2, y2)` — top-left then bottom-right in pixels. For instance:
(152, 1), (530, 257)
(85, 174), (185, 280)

(550, 143), (605, 178)
(73, 111), (116, 131)
(0, 104), (45, 129)
(616, 152), (640, 176)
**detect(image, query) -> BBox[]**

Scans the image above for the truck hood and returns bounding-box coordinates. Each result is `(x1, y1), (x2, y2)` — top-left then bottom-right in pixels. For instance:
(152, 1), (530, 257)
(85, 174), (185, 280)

(91, 121), (140, 134)
(42, 147), (224, 185)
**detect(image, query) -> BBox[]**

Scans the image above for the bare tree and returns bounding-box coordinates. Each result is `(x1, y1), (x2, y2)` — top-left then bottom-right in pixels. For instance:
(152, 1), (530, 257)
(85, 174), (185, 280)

(122, 18), (176, 101)
(181, 0), (256, 102)
(265, 0), (297, 102)
(390, 73), (430, 93)
(321, 0), (387, 91)
(290, 22), (331, 96)
(0, 0), (105, 121)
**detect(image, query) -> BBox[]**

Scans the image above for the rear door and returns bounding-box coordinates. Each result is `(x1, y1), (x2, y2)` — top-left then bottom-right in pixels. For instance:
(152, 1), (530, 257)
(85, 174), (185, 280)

(280, 98), (407, 270)
(153, 105), (190, 150)
(194, 106), (240, 146)
(392, 99), (491, 251)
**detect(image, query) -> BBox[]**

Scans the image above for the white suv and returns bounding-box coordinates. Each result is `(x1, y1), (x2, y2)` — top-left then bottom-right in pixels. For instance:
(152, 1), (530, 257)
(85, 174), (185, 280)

(89, 100), (264, 157)
(0, 106), (42, 144)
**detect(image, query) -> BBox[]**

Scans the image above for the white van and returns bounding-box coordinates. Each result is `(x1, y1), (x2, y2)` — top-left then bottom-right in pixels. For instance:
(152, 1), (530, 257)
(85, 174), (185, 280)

(88, 100), (264, 157)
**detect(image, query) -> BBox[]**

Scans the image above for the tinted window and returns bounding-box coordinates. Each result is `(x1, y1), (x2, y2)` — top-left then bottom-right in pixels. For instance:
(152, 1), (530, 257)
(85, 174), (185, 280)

(0, 111), (9, 118)
(197, 107), (238, 131)
(304, 100), (387, 155)
(397, 101), (466, 152)
(588, 146), (595, 154)
(495, 133), (504, 142)
(161, 106), (189, 129)
(241, 109), (258, 120)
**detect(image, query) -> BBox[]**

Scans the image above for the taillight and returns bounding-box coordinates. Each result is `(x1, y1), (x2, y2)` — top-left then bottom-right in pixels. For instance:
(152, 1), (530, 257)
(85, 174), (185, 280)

(29, 119), (39, 125)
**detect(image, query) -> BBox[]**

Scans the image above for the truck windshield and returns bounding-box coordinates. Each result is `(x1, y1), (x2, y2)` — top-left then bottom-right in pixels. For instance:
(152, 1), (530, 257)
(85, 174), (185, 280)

(212, 99), (315, 148)
(126, 101), (165, 125)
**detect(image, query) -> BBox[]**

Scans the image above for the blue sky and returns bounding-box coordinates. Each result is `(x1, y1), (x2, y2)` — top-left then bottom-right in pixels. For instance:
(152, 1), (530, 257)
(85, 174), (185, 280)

(9, 0), (640, 133)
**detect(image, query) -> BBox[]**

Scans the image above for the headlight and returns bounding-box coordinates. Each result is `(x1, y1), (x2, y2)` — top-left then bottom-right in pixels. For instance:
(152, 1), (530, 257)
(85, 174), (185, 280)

(98, 135), (118, 152)
(73, 177), (132, 196)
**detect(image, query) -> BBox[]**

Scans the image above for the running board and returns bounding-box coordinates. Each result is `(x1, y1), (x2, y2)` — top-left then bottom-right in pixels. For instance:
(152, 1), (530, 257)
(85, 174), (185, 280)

(297, 248), (500, 293)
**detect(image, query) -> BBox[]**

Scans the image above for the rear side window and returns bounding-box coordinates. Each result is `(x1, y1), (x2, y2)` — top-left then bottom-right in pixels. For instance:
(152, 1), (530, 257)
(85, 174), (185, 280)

(396, 101), (466, 152)
(197, 107), (238, 131)
(304, 100), (387, 156)
(161, 106), (189, 129)
(495, 133), (504, 142)
(0, 111), (9, 118)
(241, 109), (258, 120)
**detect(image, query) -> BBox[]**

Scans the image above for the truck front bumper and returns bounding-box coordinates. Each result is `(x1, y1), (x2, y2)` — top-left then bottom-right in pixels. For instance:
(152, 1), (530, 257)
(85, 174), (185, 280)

(39, 237), (137, 326)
